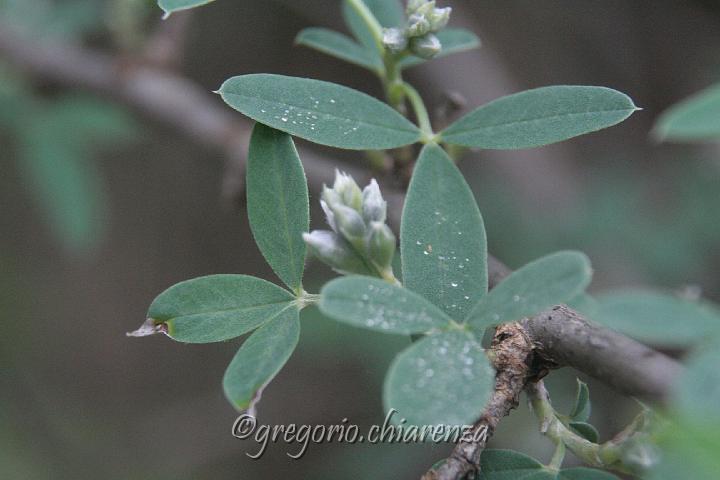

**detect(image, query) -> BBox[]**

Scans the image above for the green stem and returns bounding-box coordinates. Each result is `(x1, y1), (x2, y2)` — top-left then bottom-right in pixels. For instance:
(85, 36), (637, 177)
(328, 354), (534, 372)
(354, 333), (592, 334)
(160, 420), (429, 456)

(527, 381), (640, 475)
(548, 441), (566, 471)
(400, 81), (434, 140)
(345, 0), (385, 54)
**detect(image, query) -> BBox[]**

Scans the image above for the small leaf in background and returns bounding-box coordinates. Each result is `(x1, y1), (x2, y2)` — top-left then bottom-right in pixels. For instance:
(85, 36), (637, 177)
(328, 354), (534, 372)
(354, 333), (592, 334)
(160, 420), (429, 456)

(653, 82), (720, 141)
(649, 418), (720, 480)
(480, 450), (620, 480)
(672, 339), (720, 420)
(441, 86), (638, 149)
(591, 290), (720, 347)
(480, 449), (551, 480)
(569, 421), (599, 443)
(157, 0), (215, 16)
(319, 276), (452, 335)
(566, 293), (599, 316)
(342, 0), (404, 55)
(399, 28), (480, 69)
(570, 379), (591, 422)
(247, 124), (309, 292)
(467, 251), (592, 330)
(223, 307), (300, 413)
(219, 74), (421, 150)
(401, 144), (487, 319)
(295, 28), (383, 73)
(145, 275), (295, 343)
(383, 330), (494, 426)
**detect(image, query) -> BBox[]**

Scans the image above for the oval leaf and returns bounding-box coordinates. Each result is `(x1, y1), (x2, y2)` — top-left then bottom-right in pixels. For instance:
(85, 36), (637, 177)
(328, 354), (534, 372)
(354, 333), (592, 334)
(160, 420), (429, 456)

(158, 0), (215, 16)
(654, 82), (720, 141)
(247, 124), (309, 292)
(480, 449), (549, 480)
(223, 307), (300, 413)
(467, 251), (592, 330)
(400, 28), (481, 69)
(591, 291), (720, 346)
(295, 28), (382, 72)
(401, 144), (488, 319)
(146, 275), (294, 343)
(673, 339), (720, 420)
(441, 86), (638, 149)
(383, 330), (494, 426)
(569, 422), (599, 443)
(218, 74), (421, 150)
(319, 276), (452, 334)
(570, 379), (591, 422)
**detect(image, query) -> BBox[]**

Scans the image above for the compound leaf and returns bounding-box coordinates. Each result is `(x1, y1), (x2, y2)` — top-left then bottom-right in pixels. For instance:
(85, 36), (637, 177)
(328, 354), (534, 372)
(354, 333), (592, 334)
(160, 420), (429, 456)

(383, 330), (494, 426)
(441, 86), (638, 149)
(219, 74), (421, 150)
(319, 276), (452, 335)
(401, 144), (488, 319)
(295, 27), (382, 72)
(223, 307), (300, 412)
(247, 124), (308, 292)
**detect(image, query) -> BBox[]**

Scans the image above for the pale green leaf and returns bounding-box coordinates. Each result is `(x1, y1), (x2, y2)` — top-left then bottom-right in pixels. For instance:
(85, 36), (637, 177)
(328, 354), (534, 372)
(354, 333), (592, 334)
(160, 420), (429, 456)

(569, 422), (599, 443)
(570, 379), (591, 422)
(158, 0), (215, 16)
(467, 251), (592, 330)
(400, 28), (481, 69)
(319, 276), (452, 334)
(591, 290), (720, 346)
(247, 124), (308, 292)
(295, 27), (382, 72)
(401, 144), (487, 319)
(441, 86), (638, 149)
(383, 330), (494, 426)
(223, 307), (300, 412)
(146, 275), (295, 343)
(673, 340), (720, 420)
(218, 74), (421, 150)
(480, 449), (549, 480)
(654, 82), (720, 141)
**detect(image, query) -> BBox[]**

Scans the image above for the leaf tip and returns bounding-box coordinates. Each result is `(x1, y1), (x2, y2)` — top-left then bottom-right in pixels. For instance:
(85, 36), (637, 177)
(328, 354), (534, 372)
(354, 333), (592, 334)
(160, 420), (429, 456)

(126, 318), (168, 338)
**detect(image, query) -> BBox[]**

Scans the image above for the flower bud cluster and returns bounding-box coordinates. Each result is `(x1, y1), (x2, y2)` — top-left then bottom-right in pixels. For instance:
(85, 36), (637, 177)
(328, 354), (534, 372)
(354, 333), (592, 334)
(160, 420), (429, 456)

(303, 171), (396, 280)
(382, 1), (451, 59)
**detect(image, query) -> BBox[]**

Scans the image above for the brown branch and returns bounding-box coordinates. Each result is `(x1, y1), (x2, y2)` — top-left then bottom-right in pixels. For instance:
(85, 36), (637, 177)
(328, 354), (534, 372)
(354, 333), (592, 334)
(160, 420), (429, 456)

(0, 23), (684, 480)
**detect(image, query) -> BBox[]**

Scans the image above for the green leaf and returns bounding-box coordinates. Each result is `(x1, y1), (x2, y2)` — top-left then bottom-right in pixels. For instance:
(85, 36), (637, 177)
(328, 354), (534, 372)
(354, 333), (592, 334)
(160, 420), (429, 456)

(480, 449), (550, 480)
(295, 28), (382, 72)
(467, 251), (592, 330)
(401, 144), (487, 319)
(218, 74), (421, 150)
(247, 124), (309, 292)
(342, 0), (404, 53)
(223, 307), (300, 412)
(654, 83), (720, 141)
(400, 28), (481, 69)
(569, 422), (599, 443)
(570, 379), (591, 422)
(146, 275), (295, 343)
(591, 290), (720, 347)
(319, 276), (452, 335)
(383, 330), (494, 426)
(559, 468), (620, 480)
(480, 451), (619, 480)
(158, 0), (215, 16)
(673, 339), (720, 420)
(649, 417), (720, 480)
(441, 86), (638, 149)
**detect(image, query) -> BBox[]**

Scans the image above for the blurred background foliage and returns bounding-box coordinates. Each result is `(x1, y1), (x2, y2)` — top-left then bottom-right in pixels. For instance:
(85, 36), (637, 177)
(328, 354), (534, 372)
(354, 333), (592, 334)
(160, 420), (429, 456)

(1, 0), (719, 478)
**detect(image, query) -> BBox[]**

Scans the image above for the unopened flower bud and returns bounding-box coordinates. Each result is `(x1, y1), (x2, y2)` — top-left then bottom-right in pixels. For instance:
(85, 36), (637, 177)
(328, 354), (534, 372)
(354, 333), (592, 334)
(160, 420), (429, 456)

(320, 199), (337, 232)
(410, 33), (441, 59)
(414, 1), (437, 17)
(383, 27), (407, 53)
(333, 204), (366, 245)
(406, 13), (431, 37)
(303, 231), (370, 275)
(406, 0), (425, 15)
(361, 179), (386, 224)
(367, 222), (396, 271)
(620, 438), (660, 474)
(332, 170), (362, 211)
(427, 6), (451, 31)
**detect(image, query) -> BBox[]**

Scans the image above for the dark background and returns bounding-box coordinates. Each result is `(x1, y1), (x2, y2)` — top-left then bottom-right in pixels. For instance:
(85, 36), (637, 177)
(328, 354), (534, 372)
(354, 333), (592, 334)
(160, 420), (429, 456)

(1, 1), (719, 478)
